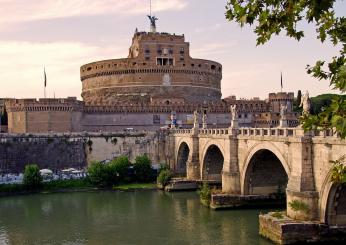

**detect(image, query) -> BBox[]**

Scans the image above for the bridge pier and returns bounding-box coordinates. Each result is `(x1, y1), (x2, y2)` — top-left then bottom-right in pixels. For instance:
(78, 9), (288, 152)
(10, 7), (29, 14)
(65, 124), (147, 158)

(186, 133), (200, 180)
(286, 136), (319, 221)
(221, 171), (241, 194)
(186, 160), (200, 180)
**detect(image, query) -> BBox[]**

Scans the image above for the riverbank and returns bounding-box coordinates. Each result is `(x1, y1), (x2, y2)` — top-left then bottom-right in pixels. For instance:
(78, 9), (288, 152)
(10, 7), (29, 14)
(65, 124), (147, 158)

(0, 179), (158, 197)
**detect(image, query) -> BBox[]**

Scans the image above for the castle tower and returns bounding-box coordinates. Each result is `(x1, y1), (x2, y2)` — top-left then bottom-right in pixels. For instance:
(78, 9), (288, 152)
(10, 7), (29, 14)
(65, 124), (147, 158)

(80, 30), (222, 106)
(268, 92), (294, 113)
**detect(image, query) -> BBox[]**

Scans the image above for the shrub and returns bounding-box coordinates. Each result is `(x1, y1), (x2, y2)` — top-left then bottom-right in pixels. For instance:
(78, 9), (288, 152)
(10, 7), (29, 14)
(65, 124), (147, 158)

(87, 161), (114, 187)
(157, 169), (172, 187)
(199, 182), (211, 206)
(158, 163), (170, 173)
(109, 156), (130, 183)
(23, 164), (43, 189)
(289, 200), (310, 214)
(272, 211), (284, 219)
(134, 155), (154, 182)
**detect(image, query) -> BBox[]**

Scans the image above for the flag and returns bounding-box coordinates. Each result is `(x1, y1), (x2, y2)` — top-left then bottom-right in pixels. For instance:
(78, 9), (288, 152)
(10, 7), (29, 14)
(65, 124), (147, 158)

(280, 72), (283, 90)
(44, 68), (47, 87)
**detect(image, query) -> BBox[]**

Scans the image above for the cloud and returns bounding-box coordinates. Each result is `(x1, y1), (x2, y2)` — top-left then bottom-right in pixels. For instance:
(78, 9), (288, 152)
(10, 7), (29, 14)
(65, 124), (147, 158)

(0, 0), (188, 25)
(194, 23), (223, 33)
(0, 40), (127, 98)
(191, 41), (238, 57)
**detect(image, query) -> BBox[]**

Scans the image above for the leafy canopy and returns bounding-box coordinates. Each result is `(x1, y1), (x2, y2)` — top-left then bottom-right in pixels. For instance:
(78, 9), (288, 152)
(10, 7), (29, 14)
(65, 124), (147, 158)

(226, 0), (346, 138)
(23, 164), (43, 189)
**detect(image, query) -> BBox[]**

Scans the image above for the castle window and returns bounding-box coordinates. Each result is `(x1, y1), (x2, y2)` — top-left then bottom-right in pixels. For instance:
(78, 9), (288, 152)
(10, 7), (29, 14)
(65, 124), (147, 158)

(145, 49), (150, 54)
(157, 58), (174, 66)
(169, 49), (173, 55)
(191, 64), (195, 67)
(180, 57), (185, 61)
(211, 65), (216, 70)
(87, 67), (92, 71)
(157, 49), (162, 55)
(198, 64), (201, 68)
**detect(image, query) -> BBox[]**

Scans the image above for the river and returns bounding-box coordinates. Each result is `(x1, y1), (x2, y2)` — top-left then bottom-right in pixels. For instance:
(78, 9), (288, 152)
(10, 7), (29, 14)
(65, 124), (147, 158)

(0, 191), (273, 245)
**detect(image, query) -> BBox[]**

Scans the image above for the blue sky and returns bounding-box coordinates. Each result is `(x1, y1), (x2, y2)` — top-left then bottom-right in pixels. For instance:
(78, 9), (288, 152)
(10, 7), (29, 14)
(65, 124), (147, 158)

(0, 0), (345, 99)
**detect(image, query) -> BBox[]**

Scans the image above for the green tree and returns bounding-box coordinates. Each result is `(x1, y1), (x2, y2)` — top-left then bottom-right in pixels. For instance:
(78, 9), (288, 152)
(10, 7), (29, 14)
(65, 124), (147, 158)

(0, 106), (7, 126)
(297, 90), (302, 106)
(133, 155), (154, 182)
(87, 161), (115, 187)
(157, 169), (172, 187)
(109, 156), (130, 183)
(225, 0), (346, 138)
(23, 164), (43, 189)
(330, 155), (346, 184)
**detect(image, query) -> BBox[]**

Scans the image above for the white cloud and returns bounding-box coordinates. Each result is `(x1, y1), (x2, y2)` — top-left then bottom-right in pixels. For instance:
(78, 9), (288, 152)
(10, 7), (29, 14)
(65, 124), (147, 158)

(0, 40), (127, 98)
(0, 0), (188, 25)
(191, 41), (238, 57)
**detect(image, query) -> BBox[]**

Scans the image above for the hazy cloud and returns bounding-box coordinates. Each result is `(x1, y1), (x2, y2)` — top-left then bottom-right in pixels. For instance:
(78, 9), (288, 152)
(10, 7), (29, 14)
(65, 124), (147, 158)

(0, 0), (188, 25)
(0, 40), (127, 98)
(191, 41), (238, 57)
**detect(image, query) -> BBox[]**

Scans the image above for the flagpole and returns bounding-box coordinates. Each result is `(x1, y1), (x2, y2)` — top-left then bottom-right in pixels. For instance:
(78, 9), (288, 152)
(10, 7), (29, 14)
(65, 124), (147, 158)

(280, 72), (283, 93)
(44, 67), (47, 98)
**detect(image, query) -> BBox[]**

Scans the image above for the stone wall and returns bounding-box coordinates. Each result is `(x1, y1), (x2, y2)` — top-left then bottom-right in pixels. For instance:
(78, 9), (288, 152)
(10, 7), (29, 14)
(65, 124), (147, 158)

(0, 131), (167, 173)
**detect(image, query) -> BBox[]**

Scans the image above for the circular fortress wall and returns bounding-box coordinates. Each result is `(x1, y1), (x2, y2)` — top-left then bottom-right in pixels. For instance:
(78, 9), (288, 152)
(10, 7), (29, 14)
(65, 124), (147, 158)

(80, 32), (222, 105)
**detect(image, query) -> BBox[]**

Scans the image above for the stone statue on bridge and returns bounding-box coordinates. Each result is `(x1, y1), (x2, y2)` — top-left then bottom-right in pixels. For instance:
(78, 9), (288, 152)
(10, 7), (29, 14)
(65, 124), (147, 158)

(202, 112), (207, 129)
(193, 110), (199, 129)
(280, 104), (288, 119)
(230, 105), (239, 129)
(300, 90), (311, 116)
(230, 105), (238, 121)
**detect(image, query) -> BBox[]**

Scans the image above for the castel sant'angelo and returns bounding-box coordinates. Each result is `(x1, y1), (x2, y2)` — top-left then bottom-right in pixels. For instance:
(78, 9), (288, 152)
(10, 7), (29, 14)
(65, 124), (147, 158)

(3, 16), (298, 133)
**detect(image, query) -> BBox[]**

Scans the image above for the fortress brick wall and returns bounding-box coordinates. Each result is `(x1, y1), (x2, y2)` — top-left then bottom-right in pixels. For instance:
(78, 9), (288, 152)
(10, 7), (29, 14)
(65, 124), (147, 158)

(0, 131), (167, 173)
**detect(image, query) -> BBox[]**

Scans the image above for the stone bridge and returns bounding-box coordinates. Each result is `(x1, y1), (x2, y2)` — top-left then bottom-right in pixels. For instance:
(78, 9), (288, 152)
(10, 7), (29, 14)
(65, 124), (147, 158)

(168, 127), (346, 225)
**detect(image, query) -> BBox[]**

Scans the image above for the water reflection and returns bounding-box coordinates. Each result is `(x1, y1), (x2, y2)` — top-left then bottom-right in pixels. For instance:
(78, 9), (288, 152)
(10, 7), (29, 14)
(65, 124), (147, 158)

(0, 191), (272, 245)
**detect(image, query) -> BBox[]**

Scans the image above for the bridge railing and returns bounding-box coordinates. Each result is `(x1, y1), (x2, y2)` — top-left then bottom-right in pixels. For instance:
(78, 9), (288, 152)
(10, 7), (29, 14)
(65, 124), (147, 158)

(171, 127), (338, 138)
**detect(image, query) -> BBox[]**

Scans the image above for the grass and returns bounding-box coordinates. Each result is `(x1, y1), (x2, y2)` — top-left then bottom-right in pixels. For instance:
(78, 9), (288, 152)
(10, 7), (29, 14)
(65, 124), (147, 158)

(271, 211), (284, 219)
(113, 182), (156, 190)
(42, 179), (93, 191)
(0, 180), (157, 196)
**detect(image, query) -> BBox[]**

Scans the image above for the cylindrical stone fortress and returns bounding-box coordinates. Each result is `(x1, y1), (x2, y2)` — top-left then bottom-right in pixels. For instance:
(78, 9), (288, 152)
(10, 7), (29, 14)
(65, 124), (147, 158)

(80, 31), (222, 105)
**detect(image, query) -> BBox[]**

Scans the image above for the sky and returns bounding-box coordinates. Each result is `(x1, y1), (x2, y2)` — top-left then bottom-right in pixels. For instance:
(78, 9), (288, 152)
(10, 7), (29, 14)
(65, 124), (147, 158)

(0, 0), (345, 100)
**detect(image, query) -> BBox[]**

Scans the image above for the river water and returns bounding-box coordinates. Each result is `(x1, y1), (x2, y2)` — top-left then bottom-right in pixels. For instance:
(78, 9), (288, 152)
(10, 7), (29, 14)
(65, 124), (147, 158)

(0, 191), (273, 245)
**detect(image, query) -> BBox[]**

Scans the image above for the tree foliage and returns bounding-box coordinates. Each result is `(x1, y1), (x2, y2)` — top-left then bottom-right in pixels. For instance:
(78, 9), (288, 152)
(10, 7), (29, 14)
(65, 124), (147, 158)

(330, 155), (346, 184)
(133, 155), (154, 182)
(226, 0), (346, 138)
(0, 106), (7, 126)
(109, 156), (130, 183)
(157, 169), (172, 187)
(23, 164), (43, 189)
(87, 161), (115, 187)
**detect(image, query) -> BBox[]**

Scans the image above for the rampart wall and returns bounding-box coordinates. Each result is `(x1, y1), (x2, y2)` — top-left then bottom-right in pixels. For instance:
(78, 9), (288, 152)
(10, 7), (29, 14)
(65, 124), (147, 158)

(0, 131), (167, 173)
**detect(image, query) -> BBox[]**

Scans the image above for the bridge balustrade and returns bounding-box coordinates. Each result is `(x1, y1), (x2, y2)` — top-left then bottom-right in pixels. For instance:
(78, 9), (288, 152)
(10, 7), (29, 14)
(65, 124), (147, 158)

(171, 127), (339, 139)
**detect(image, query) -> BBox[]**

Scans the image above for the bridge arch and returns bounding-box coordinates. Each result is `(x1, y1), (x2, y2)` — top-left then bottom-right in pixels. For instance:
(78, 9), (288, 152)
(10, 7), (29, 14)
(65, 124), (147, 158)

(241, 142), (290, 195)
(202, 144), (224, 181)
(320, 171), (346, 225)
(175, 141), (190, 176)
